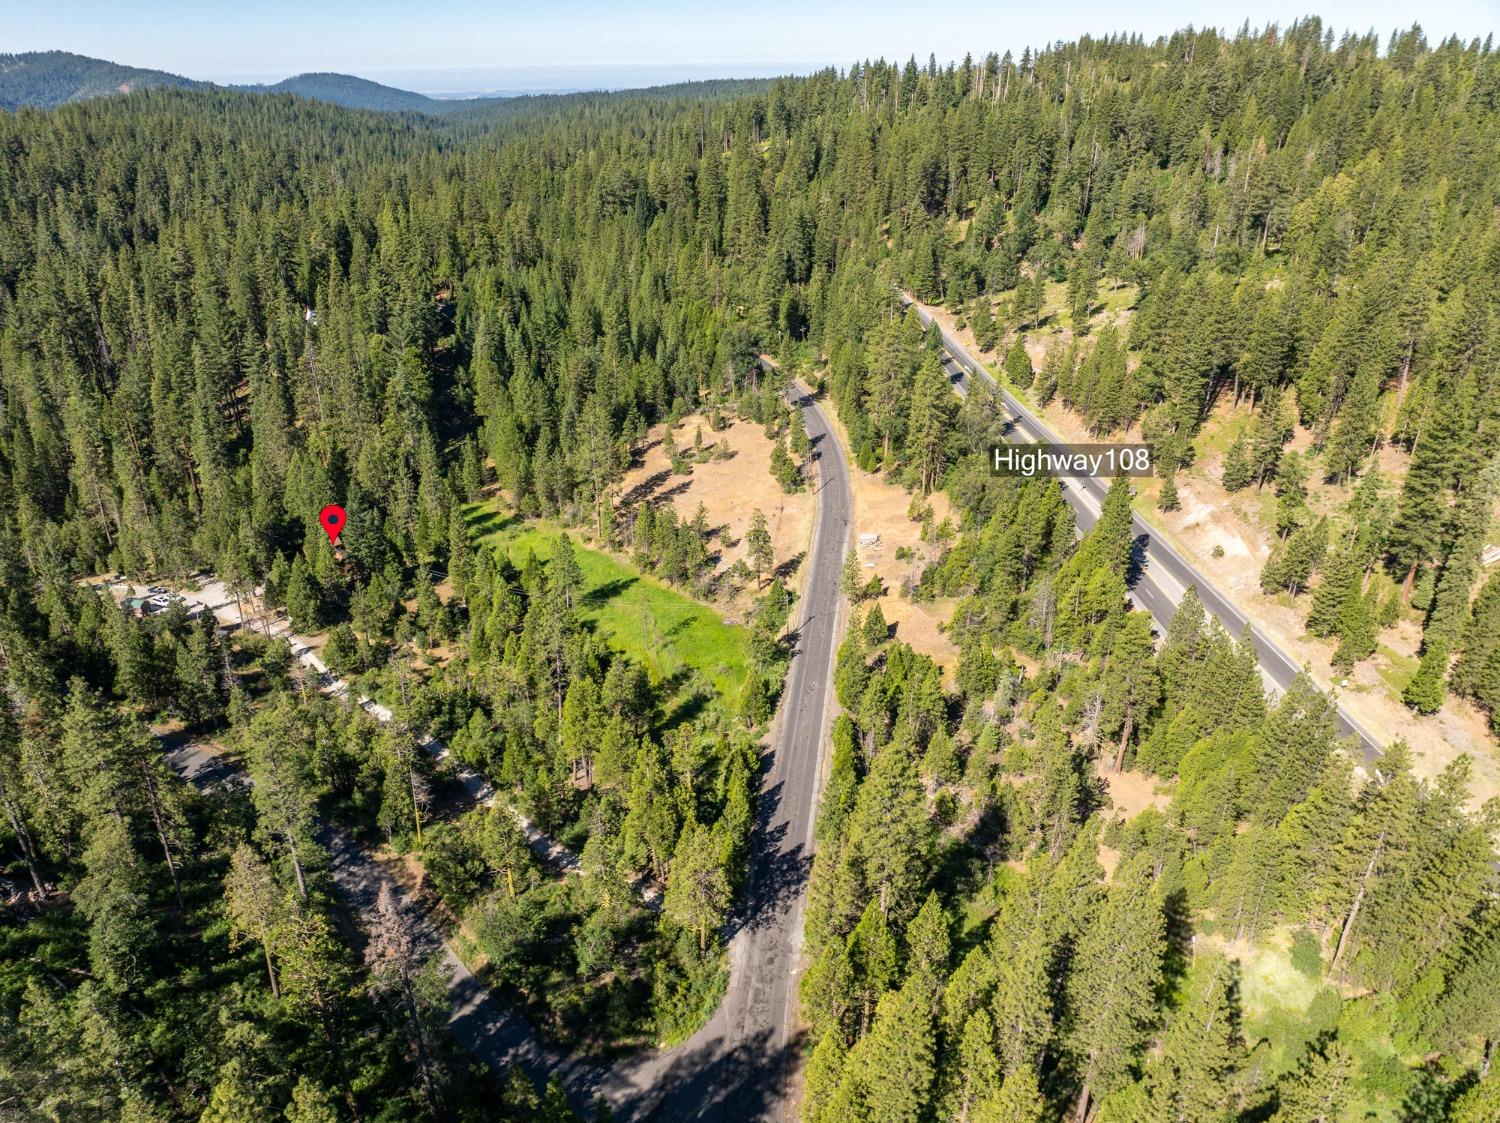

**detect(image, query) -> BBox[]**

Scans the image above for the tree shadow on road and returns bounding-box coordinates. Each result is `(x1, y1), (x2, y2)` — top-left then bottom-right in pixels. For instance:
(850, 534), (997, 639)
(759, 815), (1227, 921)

(605, 1025), (803, 1122)
(723, 777), (812, 941)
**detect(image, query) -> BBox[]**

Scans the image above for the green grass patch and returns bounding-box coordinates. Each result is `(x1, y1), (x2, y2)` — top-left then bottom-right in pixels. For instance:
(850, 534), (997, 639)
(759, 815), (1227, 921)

(1239, 936), (1343, 1079)
(1376, 645), (1418, 696)
(1191, 410), (1253, 461)
(465, 502), (752, 712)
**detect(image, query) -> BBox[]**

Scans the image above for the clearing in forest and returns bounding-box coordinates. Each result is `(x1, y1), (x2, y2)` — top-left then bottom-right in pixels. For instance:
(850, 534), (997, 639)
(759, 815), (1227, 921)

(816, 394), (959, 671)
(466, 506), (754, 711)
(617, 412), (816, 615)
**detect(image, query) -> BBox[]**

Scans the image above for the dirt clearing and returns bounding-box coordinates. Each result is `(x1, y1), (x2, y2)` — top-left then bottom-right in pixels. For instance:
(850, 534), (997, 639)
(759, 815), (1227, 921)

(618, 414), (816, 617)
(817, 398), (959, 672)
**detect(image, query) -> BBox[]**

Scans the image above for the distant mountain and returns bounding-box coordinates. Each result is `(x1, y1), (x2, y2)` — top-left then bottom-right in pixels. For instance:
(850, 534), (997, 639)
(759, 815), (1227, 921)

(0, 52), (452, 113)
(0, 50), (203, 110)
(1, 51), (782, 118)
(244, 72), (443, 113)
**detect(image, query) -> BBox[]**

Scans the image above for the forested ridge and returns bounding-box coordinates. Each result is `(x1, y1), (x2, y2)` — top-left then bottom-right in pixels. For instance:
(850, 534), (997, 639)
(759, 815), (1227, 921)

(1, 16), (1499, 1122)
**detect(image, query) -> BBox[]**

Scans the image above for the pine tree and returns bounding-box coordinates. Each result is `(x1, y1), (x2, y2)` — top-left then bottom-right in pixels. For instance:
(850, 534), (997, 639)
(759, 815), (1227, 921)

(1307, 544), (1360, 638)
(1389, 371), (1476, 595)
(1450, 1075), (1500, 1123)
(1064, 854), (1164, 1120)
(1404, 641), (1450, 714)
(907, 350), (958, 494)
(200, 1058), (274, 1123)
(364, 884), (444, 1113)
(1004, 336), (1034, 387)
(1269, 1037), (1355, 1123)
(284, 1078), (341, 1123)
(72, 815), (155, 994)
(1140, 959), (1241, 1122)
(746, 508), (774, 589)
(1321, 744), (1420, 978)
(1156, 470), (1180, 512)
(223, 843), (288, 998)
(1253, 673), (1339, 824)
(802, 939), (856, 1043)
(847, 898), (900, 1037)
(1453, 571), (1500, 728)
(1068, 239), (1102, 333)
(943, 1009), (1002, 1123)
(905, 891), (952, 1006)
(847, 743), (933, 926)
(972, 1065), (1046, 1123)
(1092, 476), (1136, 578)
(1322, 355), (1382, 483)
(1330, 589), (1377, 673)
(1406, 461), (1499, 709)
(842, 548), (866, 602)
(856, 979), (936, 1123)
(973, 298), (999, 352)
(1215, 825), (1285, 947)
(1102, 611), (1160, 771)
(802, 1028), (850, 1123)
(665, 820), (731, 954)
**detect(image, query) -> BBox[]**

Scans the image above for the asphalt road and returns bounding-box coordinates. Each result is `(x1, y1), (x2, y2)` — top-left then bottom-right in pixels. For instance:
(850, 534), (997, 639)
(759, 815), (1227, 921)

(158, 383), (852, 1121)
(595, 383), (852, 1120)
(902, 297), (1385, 764)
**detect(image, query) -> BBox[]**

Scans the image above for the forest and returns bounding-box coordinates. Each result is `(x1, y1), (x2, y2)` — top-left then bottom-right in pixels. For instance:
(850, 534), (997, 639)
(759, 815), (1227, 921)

(1, 15), (1498, 1122)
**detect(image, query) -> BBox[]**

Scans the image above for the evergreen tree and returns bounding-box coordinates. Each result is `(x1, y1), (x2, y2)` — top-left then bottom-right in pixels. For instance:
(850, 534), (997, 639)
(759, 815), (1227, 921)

(1269, 1037), (1355, 1123)
(1004, 336), (1034, 387)
(854, 979), (936, 1123)
(907, 350), (958, 494)
(1139, 959), (1241, 1122)
(1156, 470), (1180, 512)
(746, 508), (774, 589)
(1065, 854), (1164, 1121)
(1307, 544), (1360, 638)
(972, 1065), (1046, 1123)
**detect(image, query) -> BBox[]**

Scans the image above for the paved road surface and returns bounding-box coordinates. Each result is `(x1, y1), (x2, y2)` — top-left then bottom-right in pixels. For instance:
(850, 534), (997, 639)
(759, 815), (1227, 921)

(157, 382), (852, 1121)
(593, 383), (851, 1120)
(902, 296), (1385, 764)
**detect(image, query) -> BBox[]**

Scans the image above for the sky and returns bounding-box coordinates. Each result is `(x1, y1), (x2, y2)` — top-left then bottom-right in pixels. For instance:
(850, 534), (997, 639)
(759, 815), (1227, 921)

(8, 0), (1497, 95)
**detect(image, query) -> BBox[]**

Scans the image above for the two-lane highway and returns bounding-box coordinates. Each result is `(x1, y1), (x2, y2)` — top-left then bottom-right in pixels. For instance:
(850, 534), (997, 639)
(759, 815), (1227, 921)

(901, 295), (1385, 764)
(153, 381), (853, 1122)
(600, 380), (852, 1120)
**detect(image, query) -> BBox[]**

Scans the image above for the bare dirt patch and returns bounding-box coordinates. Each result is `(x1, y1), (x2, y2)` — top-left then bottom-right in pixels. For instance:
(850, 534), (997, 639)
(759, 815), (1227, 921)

(816, 399), (959, 672)
(914, 300), (1500, 806)
(618, 413), (816, 617)
(1099, 764), (1170, 820)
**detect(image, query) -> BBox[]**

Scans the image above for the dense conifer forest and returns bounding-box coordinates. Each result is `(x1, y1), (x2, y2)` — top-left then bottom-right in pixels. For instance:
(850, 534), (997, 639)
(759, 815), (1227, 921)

(1, 17), (1498, 1122)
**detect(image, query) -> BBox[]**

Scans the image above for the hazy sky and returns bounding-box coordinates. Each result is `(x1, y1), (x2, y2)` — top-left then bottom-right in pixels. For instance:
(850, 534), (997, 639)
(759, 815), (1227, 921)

(9, 1), (1497, 92)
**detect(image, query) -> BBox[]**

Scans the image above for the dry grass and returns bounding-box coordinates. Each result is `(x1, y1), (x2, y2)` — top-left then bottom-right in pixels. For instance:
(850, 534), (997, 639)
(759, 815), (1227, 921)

(817, 399), (959, 672)
(913, 299), (1500, 806)
(617, 413), (816, 618)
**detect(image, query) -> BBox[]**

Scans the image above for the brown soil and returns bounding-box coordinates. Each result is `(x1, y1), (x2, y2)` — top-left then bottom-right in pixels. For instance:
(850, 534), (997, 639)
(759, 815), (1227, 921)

(816, 397), (959, 672)
(914, 299), (1500, 807)
(1099, 764), (1171, 820)
(618, 413), (816, 618)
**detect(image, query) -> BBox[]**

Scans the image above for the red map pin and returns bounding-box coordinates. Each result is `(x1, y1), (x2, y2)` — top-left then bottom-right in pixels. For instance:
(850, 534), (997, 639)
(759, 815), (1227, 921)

(319, 504), (347, 545)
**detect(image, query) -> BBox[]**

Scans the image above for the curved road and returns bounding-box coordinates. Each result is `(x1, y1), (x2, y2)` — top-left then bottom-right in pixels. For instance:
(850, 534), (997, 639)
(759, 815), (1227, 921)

(166, 384), (852, 1121)
(902, 295), (1385, 764)
(594, 382), (851, 1119)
